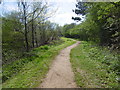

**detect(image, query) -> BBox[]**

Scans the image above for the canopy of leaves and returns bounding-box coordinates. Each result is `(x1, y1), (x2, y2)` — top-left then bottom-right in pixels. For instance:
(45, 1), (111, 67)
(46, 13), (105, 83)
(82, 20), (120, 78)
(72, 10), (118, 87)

(68, 2), (120, 50)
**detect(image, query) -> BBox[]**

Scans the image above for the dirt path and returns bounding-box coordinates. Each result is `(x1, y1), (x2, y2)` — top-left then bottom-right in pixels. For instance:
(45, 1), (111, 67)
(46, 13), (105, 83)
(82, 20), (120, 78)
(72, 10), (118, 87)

(38, 41), (80, 88)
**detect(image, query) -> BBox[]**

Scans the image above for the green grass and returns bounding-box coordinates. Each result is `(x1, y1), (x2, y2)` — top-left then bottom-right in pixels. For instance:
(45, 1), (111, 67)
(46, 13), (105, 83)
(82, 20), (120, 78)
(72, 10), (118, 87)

(70, 41), (119, 88)
(2, 37), (76, 88)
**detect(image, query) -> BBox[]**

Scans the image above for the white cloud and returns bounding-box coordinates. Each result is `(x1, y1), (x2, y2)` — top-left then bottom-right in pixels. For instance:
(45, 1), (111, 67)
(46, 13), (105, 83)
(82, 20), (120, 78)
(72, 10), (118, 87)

(48, 0), (80, 26)
(3, 0), (77, 2)
(1, 0), (80, 26)
(47, 0), (76, 3)
(49, 12), (81, 26)
(1, 2), (18, 13)
(5, 5), (18, 11)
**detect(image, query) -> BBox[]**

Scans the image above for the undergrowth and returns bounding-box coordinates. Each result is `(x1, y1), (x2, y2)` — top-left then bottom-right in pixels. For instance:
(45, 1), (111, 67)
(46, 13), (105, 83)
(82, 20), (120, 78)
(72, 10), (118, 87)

(2, 37), (76, 88)
(70, 41), (119, 88)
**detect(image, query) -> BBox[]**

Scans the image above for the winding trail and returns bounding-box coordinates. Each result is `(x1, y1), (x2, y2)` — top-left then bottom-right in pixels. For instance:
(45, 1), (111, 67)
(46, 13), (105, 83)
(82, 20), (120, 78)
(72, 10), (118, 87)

(39, 41), (80, 88)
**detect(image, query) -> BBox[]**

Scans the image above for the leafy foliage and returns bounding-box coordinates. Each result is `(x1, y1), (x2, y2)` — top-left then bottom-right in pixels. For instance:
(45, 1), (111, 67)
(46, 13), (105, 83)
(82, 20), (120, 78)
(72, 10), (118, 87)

(2, 7), (61, 65)
(70, 41), (119, 88)
(64, 2), (120, 51)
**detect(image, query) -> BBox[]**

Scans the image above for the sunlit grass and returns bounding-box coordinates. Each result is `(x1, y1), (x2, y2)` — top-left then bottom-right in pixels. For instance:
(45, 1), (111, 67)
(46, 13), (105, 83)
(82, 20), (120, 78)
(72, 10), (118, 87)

(70, 41), (119, 88)
(2, 37), (76, 88)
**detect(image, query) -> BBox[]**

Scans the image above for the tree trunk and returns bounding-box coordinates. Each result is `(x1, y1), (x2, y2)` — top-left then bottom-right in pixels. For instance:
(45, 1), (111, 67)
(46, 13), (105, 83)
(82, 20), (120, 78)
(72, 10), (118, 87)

(34, 28), (38, 47)
(31, 19), (35, 48)
(23, 2), (29, 52)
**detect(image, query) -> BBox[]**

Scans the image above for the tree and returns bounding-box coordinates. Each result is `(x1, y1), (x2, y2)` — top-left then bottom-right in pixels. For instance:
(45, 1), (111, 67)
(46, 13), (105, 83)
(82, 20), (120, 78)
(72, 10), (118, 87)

(29, 2), (48, 48)
(72, 1), (120, 50)
(17, 2), (29, 51)
(17, 1), (49, 50)
(62, 23), (76, 37)
(2, 12), (24, 64)
(2, 1), (60, 64)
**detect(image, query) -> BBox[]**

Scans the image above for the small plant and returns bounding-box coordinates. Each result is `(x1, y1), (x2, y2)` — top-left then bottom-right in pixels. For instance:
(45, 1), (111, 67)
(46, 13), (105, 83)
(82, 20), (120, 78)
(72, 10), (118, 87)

(70, 41), (119, 88)
(40, 45), (49, 50)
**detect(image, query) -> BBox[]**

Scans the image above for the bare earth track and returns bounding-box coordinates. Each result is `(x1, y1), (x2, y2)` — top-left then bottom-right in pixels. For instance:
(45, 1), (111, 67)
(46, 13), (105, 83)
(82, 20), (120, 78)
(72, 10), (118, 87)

(38, 41), (80, 88)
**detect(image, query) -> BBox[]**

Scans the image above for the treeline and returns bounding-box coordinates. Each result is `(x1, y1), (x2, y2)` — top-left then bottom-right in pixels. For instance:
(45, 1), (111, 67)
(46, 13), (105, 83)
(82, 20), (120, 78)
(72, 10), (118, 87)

(2, 1), (61, 65)
(62, 2), (120, 51)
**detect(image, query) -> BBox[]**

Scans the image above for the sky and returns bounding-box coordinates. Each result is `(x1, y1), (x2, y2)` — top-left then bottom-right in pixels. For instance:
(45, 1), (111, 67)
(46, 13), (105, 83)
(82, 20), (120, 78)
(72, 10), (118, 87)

(48, 0), (81, 26)
(0, 0), (82, 26)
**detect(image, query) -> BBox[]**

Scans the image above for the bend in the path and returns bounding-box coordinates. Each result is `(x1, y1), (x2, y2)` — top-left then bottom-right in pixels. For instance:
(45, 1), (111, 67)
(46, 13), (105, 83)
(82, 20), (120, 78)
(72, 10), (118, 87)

(38, 41), (80, 88)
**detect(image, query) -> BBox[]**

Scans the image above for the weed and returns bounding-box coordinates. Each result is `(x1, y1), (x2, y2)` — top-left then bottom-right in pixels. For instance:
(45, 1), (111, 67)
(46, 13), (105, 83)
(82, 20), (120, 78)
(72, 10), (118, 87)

(2, 37), (76, 88)
(70, 41), (119, 88)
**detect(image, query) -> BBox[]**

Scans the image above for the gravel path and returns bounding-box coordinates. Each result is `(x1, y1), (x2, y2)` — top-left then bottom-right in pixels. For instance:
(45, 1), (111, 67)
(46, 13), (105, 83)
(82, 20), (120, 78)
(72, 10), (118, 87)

(39, 41), (80, 88)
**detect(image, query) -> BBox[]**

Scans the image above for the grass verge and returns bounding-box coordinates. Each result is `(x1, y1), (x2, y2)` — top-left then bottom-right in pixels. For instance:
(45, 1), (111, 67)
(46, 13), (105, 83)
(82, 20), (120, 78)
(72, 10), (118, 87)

(70, 41), (119, 88)
(2, 37), (76, 88)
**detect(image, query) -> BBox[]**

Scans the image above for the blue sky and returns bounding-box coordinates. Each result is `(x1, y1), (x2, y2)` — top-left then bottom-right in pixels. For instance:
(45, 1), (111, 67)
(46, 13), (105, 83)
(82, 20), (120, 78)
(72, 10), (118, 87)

(0, 0), (82, 26)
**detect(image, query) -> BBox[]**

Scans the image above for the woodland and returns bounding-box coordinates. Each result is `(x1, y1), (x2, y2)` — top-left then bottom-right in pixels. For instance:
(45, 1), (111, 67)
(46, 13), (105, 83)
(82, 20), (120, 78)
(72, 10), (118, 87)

(1, 1), (120, 88)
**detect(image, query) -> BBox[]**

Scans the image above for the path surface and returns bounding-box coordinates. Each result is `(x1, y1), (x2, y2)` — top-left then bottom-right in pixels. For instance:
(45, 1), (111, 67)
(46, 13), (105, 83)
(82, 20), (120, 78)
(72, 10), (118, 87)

(39, 41), (80, 88)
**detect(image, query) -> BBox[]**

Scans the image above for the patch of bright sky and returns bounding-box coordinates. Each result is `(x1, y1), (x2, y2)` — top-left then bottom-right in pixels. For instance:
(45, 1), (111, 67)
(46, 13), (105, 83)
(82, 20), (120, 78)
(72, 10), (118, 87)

(0, 1), (18, 14)
(48, 0), (82, 26)
(0, 0), (83, 26)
